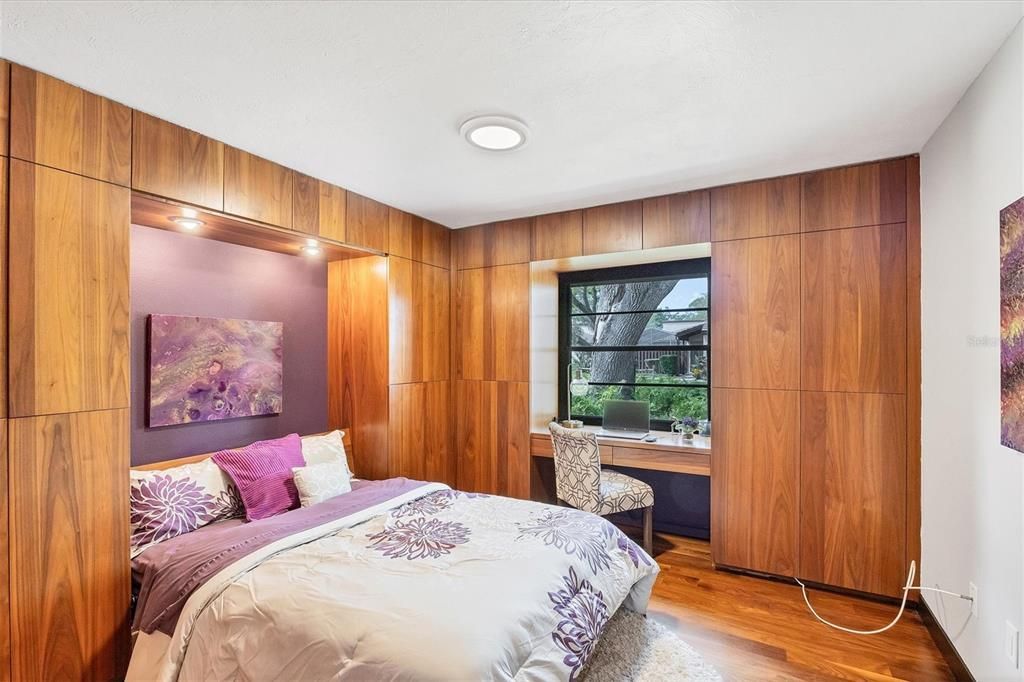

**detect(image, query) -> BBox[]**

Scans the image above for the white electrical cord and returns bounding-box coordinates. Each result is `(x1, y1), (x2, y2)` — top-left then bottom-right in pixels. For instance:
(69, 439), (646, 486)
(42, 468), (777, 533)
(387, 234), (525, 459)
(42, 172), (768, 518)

(795, 560), (973, 635)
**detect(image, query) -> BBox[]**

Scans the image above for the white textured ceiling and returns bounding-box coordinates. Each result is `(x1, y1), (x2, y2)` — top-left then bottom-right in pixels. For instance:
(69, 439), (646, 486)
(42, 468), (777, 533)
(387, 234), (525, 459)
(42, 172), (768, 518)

(1, 1), (1021, 227)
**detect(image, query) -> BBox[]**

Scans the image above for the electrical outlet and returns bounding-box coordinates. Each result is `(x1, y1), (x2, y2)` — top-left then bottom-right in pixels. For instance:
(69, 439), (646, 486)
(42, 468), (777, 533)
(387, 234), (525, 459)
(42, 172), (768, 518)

(969, 582), (978, 618)
(1007, 621), (1020, 668)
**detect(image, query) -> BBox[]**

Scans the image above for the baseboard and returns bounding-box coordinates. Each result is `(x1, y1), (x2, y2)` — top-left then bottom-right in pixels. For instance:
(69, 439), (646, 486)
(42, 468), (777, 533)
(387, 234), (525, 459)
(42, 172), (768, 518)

(918, 596), (975, 682)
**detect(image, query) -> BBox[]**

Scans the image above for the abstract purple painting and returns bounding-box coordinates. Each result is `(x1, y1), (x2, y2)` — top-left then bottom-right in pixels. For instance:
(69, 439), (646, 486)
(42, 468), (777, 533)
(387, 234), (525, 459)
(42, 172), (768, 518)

(148, 315), (283, 427)
(1001, 196), (1024, 453)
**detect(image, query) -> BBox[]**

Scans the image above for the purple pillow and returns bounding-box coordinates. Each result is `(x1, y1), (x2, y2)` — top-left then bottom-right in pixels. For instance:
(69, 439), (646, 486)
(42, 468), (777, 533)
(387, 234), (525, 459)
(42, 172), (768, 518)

(212, 434), (306, 521)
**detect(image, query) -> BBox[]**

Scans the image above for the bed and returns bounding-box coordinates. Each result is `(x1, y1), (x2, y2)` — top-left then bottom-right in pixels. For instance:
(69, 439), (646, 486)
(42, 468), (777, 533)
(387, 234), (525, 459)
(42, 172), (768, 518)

(127, 440), (659, 681)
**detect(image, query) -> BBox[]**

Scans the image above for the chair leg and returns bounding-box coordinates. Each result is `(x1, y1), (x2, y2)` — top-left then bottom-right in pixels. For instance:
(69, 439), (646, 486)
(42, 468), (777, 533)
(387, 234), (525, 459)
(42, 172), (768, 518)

(643, 506), (654, 556)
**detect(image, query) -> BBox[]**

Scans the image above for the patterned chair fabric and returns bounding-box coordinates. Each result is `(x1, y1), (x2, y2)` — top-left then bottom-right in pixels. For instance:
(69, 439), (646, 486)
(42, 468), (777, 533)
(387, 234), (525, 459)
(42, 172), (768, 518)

(548, 423), (654, 516)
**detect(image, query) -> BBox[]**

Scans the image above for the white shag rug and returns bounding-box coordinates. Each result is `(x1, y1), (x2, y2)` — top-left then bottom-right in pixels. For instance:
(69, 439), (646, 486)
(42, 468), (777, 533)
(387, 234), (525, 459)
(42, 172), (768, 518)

(579, 608), (721, 682)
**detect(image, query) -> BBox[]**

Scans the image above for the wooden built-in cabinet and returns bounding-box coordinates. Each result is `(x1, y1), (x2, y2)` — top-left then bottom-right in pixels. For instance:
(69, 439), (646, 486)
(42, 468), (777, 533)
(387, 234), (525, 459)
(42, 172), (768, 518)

(0, 61), (9, 156)
(389, 257), (450, 384)
(642, 190), (710, 249)
(0, 419), (8, 682)
(390, 382), (452, 483)
(9, 409), (130, 680)
(0, 159), (7, 417)
(132, 111), (224, 209)
(346, 191), (389, 252)
(8, 160), (130, 417)
(710, 176), (800, 242)
(802, 158), (907, 232)
(583, 200), (643, 255)
(455, 380), (530, 498)
(292, 176), (349, 242)
(389, 209), (451, 268)
(453, 263), (530, 383)
(454, 218), (531, 269)
(800, 392), (907, 597)
(711, 235), (800, 390)
(10, 65), (132, 187)
(224, 147), (295, 229)
(532, 210), (583, 261)
(711, 388), (799, 576)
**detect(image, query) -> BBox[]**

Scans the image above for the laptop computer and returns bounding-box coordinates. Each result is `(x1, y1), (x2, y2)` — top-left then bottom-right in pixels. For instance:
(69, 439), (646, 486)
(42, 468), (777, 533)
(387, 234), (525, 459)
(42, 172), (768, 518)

(596, 399), (650, 440)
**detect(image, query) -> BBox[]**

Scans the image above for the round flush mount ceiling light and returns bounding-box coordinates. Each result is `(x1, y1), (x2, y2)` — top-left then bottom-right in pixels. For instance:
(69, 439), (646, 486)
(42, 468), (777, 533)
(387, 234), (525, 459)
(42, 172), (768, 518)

(170, 216), (204, 231)
(459, 115), (528, 151)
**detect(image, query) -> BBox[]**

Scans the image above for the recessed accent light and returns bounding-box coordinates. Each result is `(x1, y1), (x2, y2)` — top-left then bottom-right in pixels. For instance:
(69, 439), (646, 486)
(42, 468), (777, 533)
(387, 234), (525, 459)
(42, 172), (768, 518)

(170, 216), (204, 231)
(459, 115), (528, 151)
(302, 238), (322, 256)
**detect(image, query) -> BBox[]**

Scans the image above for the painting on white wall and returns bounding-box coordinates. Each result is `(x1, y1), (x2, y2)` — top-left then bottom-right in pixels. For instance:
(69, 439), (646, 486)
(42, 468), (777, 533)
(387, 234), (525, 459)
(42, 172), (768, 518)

(1000, 195), (1024, 453)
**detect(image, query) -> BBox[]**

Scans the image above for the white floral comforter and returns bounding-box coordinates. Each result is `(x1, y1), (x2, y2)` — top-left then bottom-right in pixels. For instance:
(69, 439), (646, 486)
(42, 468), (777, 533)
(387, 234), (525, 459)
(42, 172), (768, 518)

(128, 482), (658, 681)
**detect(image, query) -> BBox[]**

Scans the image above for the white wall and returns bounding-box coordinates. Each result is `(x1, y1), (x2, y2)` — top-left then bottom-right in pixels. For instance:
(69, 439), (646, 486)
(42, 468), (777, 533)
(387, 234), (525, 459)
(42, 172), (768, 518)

(921, 17), (1024, 680)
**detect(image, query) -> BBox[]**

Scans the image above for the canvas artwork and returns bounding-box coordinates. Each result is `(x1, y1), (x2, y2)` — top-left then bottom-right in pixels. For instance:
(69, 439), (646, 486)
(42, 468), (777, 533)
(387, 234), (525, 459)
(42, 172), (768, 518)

(149, 315), (283, 427)
(1000, 195), (1024, 453)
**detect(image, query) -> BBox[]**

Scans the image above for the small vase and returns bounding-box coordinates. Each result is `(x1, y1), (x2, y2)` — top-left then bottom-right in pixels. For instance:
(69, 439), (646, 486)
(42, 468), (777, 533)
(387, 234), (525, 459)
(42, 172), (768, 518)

(680, 431), (694, 441)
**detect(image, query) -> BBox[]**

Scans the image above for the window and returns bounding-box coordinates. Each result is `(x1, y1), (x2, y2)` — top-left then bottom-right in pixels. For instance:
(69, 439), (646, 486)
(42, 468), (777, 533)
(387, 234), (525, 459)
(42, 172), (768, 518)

(558, 259), (711, 431)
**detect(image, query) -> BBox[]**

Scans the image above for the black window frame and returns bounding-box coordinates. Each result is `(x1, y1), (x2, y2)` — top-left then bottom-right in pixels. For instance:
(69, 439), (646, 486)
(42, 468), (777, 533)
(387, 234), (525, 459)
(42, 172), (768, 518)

(557, 258), (712, 432)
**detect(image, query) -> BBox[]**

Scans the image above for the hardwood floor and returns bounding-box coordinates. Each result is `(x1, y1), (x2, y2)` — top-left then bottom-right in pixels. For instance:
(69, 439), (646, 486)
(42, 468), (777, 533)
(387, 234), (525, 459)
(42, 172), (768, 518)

(637, 533), (953, 681)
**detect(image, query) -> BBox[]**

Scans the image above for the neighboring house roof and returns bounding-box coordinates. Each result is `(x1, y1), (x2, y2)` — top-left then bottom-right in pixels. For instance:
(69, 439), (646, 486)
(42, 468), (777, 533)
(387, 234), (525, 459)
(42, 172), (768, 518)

(674, 322), (707, 341)
(639, 328), (677, 345)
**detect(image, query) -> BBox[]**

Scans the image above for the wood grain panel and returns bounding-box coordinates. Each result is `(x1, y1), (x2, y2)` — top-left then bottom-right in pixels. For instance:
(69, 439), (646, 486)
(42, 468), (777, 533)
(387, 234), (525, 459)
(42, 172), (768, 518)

(10, 65), (131, 186)
(327, 257), (389, 479)
(455, 381), (529, 498)
(905, 156), (921, 577)
(0, 159), (7, 417)
(223, 147), (294, 228)
(800, 392), (907, 597)
(710, 176), (800, 242)
(9, 160), (130, 417)
(454, 264), (529, 382)
(389, 257), (450, 384)
(802, 223), (907, 393)
(0, 420), (8, 682)
(531, 210), (583, 261)
(642, 190), (710, 248)
(0, 60), (9, 156)
(291, 172), (320, 235)
(9, 409), (130, 681)
(131, 111), (224, 209)
(317, 182), (347, 243)
(453, 218), (531, 269)
(711, 388), (799, 577)
(583, 200), (642, 255)
(801, 158), (907, 233)
(389, 382), (452, 485)
(711, 235), (800, 390)
(345, 191), (389, 252)
(388, 209), (450, 268)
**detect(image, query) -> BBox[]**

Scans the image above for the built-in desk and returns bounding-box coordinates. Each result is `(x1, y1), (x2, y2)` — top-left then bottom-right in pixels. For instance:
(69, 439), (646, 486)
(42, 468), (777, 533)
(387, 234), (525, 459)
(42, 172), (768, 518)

(530, 425), (710, 477)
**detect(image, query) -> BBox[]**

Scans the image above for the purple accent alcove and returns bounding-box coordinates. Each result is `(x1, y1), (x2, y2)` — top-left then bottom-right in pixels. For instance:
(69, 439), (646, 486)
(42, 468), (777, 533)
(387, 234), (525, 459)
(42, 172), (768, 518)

(131, 225), (327, 465)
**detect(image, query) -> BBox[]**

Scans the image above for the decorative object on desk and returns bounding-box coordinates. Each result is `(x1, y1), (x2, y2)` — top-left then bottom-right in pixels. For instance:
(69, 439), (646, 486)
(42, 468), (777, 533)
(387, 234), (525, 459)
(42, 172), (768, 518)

(148, 314), (283, 427)
(1001, 195), (1024, 453)
(563, 363), (590, 429)
(699, 419), (711, 437)
(675, 417), (700, 441)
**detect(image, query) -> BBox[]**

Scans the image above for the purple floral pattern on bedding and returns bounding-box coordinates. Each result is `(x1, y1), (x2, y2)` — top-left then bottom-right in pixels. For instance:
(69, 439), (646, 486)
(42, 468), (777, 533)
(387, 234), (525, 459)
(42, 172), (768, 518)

(616, 534), (652, 568)
(391, 489), (491, 518)
(549, 566), (609, 681)
(366, 517), (471, 559)
(131, 475), (221, 549)
(516, 508), (613, 574)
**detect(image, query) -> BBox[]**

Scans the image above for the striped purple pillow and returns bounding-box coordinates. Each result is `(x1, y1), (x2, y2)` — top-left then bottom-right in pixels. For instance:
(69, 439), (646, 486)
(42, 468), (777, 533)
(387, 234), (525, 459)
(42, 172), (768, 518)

(212, 434), (306, 521)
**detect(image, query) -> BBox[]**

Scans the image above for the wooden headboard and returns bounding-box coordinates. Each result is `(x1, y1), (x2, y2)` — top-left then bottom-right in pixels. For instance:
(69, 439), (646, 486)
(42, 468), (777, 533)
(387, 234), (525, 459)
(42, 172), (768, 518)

(131, 429), (353, 471)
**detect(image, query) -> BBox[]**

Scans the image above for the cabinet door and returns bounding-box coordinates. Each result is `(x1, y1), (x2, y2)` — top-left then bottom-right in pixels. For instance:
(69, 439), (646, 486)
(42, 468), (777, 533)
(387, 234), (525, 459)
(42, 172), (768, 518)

(224, 147), (294, 228)
(454, 264), (529, 382)
(711, 235), (800, 390)
(802, 159), (906, 233)
(389, 382), (452, 485)
(583, 200), (642, 255)
(802, 223), (906, 393)
(532, 210), (582, 261)
(346, 191), (389, 252)
(0, 60), (9, 156)
(9, 409), (130, 681)
(642, 190), (710, 248)
(455, 380), (530, 498)
(0, 419), (8, 682)
(453, 219), (531, 269)
(711, 388), (799, 576)
(132, 111), (224, 209)
(389, 258), (450, 384)
(10, 65), (131, 186)
(389, 209), (451, 268)
(710, 176), (799, 242)
(800, 392), (907, 596)
(9, 161), (130, 417)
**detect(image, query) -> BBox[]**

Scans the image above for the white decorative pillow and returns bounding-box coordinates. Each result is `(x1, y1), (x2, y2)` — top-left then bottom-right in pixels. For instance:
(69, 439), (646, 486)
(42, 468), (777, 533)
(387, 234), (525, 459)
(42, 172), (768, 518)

(301, 430), (351, 472)
(129, 459), (243, 557)
(292, 460), (353, 507)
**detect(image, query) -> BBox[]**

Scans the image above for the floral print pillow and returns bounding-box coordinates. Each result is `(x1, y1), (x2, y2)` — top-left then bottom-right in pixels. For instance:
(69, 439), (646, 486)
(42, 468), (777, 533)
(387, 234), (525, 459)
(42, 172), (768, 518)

(130, 459), (243, 557)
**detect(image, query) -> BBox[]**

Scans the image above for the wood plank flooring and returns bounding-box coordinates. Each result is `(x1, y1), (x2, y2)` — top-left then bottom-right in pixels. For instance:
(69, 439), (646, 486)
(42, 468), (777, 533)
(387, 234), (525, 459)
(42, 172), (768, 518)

(636, 533), (953, 681)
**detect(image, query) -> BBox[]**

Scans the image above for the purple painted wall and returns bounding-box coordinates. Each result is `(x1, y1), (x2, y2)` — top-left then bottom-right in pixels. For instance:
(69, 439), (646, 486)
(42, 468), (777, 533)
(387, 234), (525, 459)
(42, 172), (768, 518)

(130, 225), (327, 465)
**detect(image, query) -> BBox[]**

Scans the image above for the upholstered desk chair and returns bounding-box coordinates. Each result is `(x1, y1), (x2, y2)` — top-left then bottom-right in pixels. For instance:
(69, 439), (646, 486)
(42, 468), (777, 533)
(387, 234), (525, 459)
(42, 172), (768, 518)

(548, 422), (655, 555)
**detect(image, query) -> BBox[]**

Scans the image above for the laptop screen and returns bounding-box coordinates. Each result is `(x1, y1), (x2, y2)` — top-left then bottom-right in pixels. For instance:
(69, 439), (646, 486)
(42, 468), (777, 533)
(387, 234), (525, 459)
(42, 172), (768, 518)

(601, 400), (650, 431)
